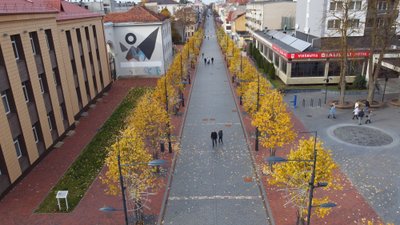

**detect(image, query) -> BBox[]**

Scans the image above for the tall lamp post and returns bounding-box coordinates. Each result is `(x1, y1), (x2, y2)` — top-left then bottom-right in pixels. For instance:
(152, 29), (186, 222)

(114, 152), (166, 225)
(164, 77), (172, 153)
(266, 131), (336, 225)
(255, 72), (260, 151)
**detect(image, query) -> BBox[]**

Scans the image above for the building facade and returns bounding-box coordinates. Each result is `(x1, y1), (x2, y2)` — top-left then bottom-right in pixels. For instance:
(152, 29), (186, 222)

(104, 6), (173, 77)
(246, 0), (296, 31)
(0, 0), (111, 196)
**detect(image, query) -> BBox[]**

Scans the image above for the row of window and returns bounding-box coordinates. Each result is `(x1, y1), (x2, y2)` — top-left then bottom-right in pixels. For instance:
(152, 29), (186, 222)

(327, 19), (360, 29)
(11, 31), (53, 61)
(329, 0), (389, 11)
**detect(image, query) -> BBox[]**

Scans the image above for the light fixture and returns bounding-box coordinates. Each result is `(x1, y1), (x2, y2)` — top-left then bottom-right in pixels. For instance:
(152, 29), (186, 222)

(61, 29), (65, 32)
(3, 33), (8, 37)
(23, 30), (28, 34)
(39, 28), (44, 31)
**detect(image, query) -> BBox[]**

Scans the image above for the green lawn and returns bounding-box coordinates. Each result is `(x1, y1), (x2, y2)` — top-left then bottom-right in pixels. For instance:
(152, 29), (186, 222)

(36, 87), (149, 213)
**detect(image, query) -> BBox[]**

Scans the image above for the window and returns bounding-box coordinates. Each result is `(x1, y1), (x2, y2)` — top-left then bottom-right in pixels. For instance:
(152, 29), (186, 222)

(329, 1), (343, 10)
(32, 126), (39, 143)
(30, 33), (36, 55)
(327, 19), (341, 29)
(377, 1), (387, 10)
(11, 39), (19, 60)
(52, 70), (58, 85)
(39, 74), (45, 93)
(1, 92), (10, 114)
(14, 139), (22, 158)
(47, 115), (53, 131)
(349, 0), (362, 10)
(350, 19), (360, 28)
(22, 83), (29, 102)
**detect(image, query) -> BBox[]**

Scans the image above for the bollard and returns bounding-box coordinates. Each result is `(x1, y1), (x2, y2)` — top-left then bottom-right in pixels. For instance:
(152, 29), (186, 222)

(310, 98), (314, 107)
(293, 95), (297, 109)
(302, 99), (306, 107)
(239, 96), (243, 105)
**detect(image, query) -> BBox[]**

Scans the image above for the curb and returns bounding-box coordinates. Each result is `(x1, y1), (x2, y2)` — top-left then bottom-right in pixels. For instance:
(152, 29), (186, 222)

(157, 41), (202, 225)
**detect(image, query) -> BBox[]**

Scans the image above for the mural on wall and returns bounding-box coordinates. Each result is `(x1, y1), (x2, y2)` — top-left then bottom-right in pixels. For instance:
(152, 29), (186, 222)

(119, 28), (161, 75)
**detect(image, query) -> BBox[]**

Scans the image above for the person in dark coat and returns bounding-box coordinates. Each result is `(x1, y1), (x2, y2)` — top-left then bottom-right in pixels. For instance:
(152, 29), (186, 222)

(218, 130), (223, 143)
(204, 57), (207, 65)
(211, 131), (218, 147)
(211, 57), (214, 64)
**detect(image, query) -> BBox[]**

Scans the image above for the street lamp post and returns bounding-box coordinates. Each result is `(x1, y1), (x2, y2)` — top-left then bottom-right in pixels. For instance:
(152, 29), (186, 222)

(164, 78), (172, 153)
(266, 131), (336, 225)
(116, 152), (166, 225)
(255, 72), (260, 152)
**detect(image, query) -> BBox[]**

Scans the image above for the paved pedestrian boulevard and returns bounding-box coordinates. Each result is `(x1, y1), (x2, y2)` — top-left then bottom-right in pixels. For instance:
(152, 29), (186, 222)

(162, 14), (272, 225)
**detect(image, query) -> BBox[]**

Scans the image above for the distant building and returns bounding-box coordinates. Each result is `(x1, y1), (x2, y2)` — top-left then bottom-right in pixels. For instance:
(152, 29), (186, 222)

(0, 0), (111, 197)
(104, 6), (173, 77)
(145, 0), (181, 16)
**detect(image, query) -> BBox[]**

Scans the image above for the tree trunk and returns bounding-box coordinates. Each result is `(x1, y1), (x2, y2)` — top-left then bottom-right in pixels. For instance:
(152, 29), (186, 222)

(296, 209), (306, 225)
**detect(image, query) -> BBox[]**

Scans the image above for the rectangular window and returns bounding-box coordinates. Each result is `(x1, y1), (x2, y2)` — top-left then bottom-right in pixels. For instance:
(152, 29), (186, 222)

(47, 115), (53, 131)
(52, 70), (58, 85)
(14, 139), (22, 158)
(32, 126), (39, 143)
(327, 19), (341, 29)
(350, 0), (362, 10)
(11, 39), (19, 60)
(1, 92), (10, 114)
(350, 19), (360, 28)
(39, 74), (45, 93)
(329, 1), (343, 10)
(22, 83), (29, 102)
(377, 1), (387, 10)
(30, 33), (36, 55)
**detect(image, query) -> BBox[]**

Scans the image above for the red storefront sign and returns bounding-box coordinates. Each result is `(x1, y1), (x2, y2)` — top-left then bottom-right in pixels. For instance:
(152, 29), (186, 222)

(272, 45), (370, 59)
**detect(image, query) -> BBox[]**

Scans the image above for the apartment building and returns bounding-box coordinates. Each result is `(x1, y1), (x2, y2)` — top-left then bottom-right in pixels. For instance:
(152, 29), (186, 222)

(246, 0), (296, 31)
(0, 0), (111, 196)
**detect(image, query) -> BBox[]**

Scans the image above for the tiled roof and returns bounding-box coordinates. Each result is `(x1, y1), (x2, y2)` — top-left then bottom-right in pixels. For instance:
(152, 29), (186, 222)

(0, 0), (101, 20)
(231, 10), (245, 20)
(104, 6), (167, 23)
(147, 0), (179, 5)
(57, 1), (102, 21)
(226, 11), (234, 22)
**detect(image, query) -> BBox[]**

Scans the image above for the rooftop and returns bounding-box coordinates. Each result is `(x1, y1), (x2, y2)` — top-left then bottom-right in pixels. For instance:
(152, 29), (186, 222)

(0, 0), (101, 21)
(147, 0), (179, 5)
(104, 5), (167, 23)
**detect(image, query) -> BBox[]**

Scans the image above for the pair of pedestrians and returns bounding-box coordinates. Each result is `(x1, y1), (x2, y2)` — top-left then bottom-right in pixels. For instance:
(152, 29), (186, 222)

(203, 57), (214, 65)
(352, 101), (373, 125)
(211, 130), (223, 147)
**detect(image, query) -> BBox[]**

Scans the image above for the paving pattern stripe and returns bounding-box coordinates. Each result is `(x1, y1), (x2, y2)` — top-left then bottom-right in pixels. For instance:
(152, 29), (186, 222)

(185, 122), (241, 126)
(168, 195), (261, 200)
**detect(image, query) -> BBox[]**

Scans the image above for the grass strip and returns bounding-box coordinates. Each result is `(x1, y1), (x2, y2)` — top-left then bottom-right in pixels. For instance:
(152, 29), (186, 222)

(36, 88), (149, 213)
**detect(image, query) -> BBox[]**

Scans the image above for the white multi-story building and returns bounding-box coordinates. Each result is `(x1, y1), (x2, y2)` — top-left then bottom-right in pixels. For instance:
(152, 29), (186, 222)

(246, 0), (296, 32)
(295, 0), (367, 38)
(145, 0), (181, 16)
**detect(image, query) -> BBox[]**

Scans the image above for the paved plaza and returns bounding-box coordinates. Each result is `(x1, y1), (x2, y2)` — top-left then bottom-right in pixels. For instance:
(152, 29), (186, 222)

(284, 91), (400, 224)
(162, 15), (272, 225)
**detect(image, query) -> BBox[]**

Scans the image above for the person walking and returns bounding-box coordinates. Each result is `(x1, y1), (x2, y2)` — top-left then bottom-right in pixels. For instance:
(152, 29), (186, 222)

(357, 108), (364, 125)
(352, 102), (360, 120)
(211, 131), (218, 147)
(202, 52), (204, 58)
(218, 130), (223, 144)
(204, 57), (207, 65)
(365, 108), (372, 124)
(353, 106), (360, 121)
(327, 103), (336, 119)
(211, 57), (214, 64)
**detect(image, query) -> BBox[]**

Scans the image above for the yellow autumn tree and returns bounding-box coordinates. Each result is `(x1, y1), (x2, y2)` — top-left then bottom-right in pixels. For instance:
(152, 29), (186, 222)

(160, 8), (171, 18)
(153, 74), (179, 114)
(102, 127), (159, 197)
(252, 90), (296, 156)
(269, 137), (341, 225)
(358, 219), (394, 225)
(128, 90), (170, 159)
(242, 78), (271, 116)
